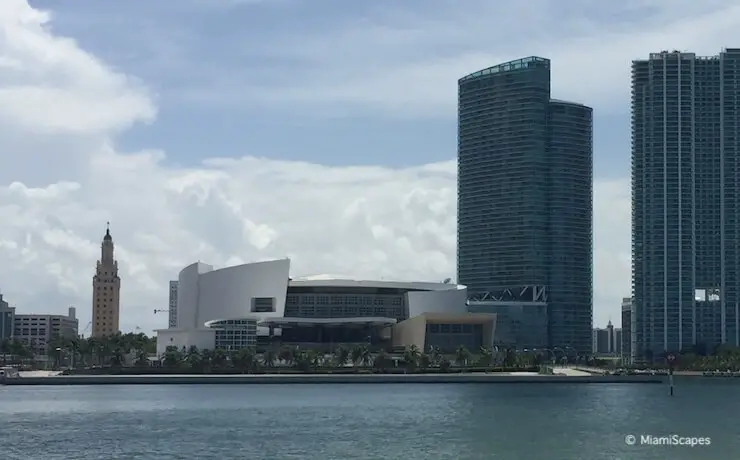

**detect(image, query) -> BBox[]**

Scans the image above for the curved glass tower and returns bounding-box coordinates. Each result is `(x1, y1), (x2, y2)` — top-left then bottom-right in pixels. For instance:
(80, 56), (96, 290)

(457, 57), (593, 353)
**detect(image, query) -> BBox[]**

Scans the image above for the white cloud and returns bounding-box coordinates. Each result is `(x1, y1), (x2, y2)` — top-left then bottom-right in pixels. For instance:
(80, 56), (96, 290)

(210, 0), (740, 118)
(0, 0), (631, 335)
(0, 0), (154, 134)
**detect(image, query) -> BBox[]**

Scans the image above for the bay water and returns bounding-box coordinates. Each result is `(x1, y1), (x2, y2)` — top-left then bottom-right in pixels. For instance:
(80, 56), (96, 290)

(1, 379), (738, 459)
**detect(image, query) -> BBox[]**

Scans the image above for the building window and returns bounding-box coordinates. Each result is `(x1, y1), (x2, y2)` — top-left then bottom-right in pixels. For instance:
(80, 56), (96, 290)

(251, 297), (275, 313)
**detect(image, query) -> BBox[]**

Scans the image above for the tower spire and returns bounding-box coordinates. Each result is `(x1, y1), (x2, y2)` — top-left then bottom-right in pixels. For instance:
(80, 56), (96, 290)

(104, 222), (112, 241)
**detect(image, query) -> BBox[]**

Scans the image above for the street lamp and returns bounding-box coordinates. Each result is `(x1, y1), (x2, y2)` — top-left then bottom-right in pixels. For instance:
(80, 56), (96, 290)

(539, 348), (556, 365)
(552, 347), (568, 365)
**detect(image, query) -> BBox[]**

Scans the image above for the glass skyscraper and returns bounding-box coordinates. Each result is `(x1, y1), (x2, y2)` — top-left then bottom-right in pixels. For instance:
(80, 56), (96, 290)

(457, 57), (593, 353)
(632, 49), (740, 362)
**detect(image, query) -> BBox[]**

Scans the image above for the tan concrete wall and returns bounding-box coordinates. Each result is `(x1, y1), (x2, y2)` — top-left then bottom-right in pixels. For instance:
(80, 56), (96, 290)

(482, 319), (496, 348)
(393, 313), (499, 350)
(392, 315), (427, 349)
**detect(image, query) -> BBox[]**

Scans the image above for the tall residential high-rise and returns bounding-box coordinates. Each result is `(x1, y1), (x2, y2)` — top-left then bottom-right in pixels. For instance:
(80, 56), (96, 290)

(457, 57), (593, 353)
(592, 321), (616, 355)
(168, 281), (178, 328)
(621, 297), (632, 363)
(92, 223), (121, 337)
(632, 49), (740, 361)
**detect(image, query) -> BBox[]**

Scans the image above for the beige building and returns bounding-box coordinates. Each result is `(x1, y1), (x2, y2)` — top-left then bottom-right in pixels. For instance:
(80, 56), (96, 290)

(91, 224), (121, 337)
(14, 307), (78, 355)
(392, 312), (497, 352)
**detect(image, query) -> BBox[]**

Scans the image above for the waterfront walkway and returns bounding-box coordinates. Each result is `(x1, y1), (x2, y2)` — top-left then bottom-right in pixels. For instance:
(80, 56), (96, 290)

(2, 372), (663, 385)
(18, 370), (62, 377)
(552, 367), (592, 377)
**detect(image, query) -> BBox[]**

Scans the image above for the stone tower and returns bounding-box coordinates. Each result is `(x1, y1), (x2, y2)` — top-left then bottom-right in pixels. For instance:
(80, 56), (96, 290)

(91, 223), (121, 337)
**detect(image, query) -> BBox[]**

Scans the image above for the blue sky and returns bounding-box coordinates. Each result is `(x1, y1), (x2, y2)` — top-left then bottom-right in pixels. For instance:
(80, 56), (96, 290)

(30, 0), (631, 171)
(1, 0), (738, 331)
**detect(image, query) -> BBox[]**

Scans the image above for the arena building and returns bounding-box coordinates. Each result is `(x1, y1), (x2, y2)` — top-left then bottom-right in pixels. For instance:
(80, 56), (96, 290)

(155, 259), (497, 356)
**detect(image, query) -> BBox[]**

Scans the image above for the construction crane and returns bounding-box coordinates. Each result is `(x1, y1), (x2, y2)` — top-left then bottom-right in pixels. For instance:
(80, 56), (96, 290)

(153, 309), (169, 315)
(80, 321), (92, 338)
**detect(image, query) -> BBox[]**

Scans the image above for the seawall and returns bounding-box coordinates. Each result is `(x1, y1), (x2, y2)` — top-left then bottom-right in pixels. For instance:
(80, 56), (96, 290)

(1, 373), (664, 386)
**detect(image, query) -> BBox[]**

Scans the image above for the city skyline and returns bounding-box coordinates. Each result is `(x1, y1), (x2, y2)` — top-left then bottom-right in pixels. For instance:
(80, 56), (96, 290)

(0, 1), (737, 334)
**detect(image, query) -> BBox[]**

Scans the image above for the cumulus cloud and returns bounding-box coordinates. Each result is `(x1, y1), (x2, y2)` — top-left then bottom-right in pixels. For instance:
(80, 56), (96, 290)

(180, 0), (740, 118)
(0, 0), (633, 334)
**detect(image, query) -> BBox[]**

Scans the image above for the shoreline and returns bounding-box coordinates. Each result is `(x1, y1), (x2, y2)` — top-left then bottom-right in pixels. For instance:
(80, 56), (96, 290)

(1, 373), (664, 385)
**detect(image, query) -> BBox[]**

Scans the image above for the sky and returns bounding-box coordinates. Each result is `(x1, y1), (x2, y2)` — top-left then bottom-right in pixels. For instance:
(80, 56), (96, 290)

(0, 0), (738, 334)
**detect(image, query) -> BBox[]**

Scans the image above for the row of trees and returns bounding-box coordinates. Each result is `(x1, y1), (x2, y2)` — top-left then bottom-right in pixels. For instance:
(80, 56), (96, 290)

(0, 332), (156, 369)
(671, 345), (740, 371)
(7, 332), (737, 372)
(160, 343), (544, 373)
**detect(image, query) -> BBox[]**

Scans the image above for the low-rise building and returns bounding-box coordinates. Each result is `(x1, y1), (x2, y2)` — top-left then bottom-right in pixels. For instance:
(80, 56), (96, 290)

(155, 259), (498, 356)
(13, 307), (79, 355)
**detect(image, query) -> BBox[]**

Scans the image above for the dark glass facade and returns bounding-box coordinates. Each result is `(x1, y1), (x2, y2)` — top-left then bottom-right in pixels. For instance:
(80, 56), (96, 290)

(0, 294), (13, 341)
(425, 323), (483, 353)
(621, 298), (632, 362)
(631, 50), (740, 361)
(457, 57), (593, 353)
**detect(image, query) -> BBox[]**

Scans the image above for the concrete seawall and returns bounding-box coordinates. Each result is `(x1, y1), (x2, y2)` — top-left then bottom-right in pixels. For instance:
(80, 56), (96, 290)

(1, 373), (664, 386)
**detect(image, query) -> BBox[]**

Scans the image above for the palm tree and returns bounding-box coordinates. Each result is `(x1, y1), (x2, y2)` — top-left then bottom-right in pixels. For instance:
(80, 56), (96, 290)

(278, 345), (296, 366)
(418, 353), (431, 372)
(201, 348), (214, 371)
(67, 337), (81, 369)
(374, 350), (391, 372)
(261, 349), (276, 368)
(212, 348), (228, 368)
(438, 356), (452, 372)
(477, 346), (492, 367)
(0, 338), (10, 365)
(135, 350), (149, 367)
(359, 345), (372, 367)
(350, 345), (364, 366)
(163, 346), (182, 368)
(233, 348), (256, 373)
(404, 345), (420, 372)
(79, 338), (93, 367)
(185, 346), (203, 371)
(294, 350), (312, 371)
(455, 345), (470, 367)
(308, 350), (323, 369)
(503, 347), (517, 368)
(428, 346), (442, 366)
(333, 346), (350, 367)
(110, 348), (126, 367)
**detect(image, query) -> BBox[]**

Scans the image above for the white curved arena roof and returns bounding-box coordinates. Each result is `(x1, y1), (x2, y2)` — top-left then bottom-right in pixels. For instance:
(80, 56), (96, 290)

(289, 277), (465, 291)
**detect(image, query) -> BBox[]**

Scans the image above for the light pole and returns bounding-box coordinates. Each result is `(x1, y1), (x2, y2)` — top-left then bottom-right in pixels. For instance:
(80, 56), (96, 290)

(55, 347), (62, 371)
(540, 348), (556, 365)
(552, 347), (567, 365)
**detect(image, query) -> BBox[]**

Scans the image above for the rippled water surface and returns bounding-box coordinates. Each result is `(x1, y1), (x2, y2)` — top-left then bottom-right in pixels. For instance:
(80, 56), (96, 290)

(1, 380), (738, 459)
